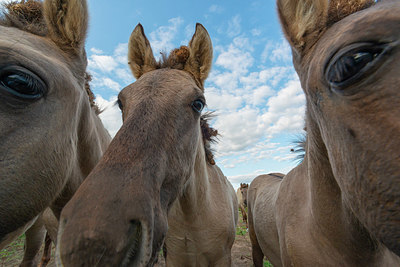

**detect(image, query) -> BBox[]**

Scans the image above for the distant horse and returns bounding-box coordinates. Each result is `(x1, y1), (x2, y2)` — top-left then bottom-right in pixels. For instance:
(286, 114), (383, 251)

(248, 0), (400, 266)
(236, 183), (249, 228)
(57, 23), (238, 266)
(0, 0), (110, 266)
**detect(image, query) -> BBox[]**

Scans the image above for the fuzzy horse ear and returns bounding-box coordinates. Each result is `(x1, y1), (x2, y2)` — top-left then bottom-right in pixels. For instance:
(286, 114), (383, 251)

(43, 0), (88, 55)
(128, 24), (157, 79)
(277, 0), (374, 56)
(184, 23), (213, 88)
(277, 0), (328, 55)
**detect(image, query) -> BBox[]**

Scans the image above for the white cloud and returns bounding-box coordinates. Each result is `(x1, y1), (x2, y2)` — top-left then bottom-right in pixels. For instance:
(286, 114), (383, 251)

(209, 4), (223, 13)
(228, 171), (267, 190)
(113, 43), (128, 65)
(149, 17), (184, 56)
(213, 107), (267, 155)
(214, 38), (253, 74)
(205, 87), (243, 111)
(251, 28), (261, 37)
(115, 68), (133, 85)
(89, 54), (118, 73)
(261, 39), (292, 63)
(227, 15), (241, 37)
(101, 78), (121, 92)
(90, 47), (103, 54)
(96, 95), (122, 137)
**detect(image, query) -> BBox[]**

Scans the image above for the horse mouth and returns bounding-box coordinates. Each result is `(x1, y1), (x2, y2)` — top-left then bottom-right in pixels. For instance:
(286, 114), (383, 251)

(121, 220), (143, 266)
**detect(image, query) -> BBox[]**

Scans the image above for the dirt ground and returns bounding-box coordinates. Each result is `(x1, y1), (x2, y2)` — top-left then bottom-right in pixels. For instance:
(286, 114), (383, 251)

(1, 214), (265, 267)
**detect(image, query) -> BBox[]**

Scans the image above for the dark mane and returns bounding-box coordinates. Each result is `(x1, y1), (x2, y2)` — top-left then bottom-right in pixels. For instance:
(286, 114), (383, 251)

(84, 73), (101, 115)
(159, 46), (191, 70)
(290, 134), (306, 164)
(1, 0), (100, 114)
(0, 0), (47, 35)
(200, 113), (218, 165)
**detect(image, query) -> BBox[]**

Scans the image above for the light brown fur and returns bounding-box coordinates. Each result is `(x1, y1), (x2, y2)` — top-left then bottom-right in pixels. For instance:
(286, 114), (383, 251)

(57, 23), (238, 266)
(249, 0), (400, 266)
(0, 0), (110, 266)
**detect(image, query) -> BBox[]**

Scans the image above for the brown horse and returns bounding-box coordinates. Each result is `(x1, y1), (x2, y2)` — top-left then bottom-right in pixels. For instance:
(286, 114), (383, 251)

(0, 0), (110, 265)
(248, 0), (400, 266)
(56, 23), (238, 266)
(236, 183), (249, 228)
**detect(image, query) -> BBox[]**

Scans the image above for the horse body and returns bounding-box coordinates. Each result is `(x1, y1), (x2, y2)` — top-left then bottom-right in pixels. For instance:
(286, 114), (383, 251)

(248, 174), (283, 267)
(0, 0), (110, 265)
(57, 23), (237, 266)
(165, 159), (237, 266)
(249, 0), (400, 266)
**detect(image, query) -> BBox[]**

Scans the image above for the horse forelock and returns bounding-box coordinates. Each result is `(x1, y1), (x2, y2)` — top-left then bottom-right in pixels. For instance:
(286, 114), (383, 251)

(200, 113), (218, 165)
(327, 0), (375, 27)
(0, 0), (47, 36)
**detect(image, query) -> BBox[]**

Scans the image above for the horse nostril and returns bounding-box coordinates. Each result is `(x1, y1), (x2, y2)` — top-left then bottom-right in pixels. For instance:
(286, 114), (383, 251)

(122, 220), (143, 266)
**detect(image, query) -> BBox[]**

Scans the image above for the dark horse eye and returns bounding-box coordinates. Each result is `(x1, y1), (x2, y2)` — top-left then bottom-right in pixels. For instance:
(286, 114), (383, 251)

(191, 99), (205, 113)
(117, 98), (123, 110)
(326, 44), (387, 89)
(0, 67), (46, 100)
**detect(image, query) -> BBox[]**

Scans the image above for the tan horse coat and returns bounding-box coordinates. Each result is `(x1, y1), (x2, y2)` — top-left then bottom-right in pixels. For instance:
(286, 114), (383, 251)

(57, 23), (237, 266)
(0, 0), (110, 265)
(248, 0), (400, 266)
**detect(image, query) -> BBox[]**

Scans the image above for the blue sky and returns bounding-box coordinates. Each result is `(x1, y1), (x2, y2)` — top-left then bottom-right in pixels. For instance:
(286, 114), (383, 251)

(80, 0), (306, 189)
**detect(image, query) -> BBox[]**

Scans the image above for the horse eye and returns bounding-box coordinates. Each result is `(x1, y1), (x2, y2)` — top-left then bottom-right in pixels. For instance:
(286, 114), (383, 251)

(191, 99), (205, 113)
(326, 45), (385, 89)
(0, 69), (45, 100)
(117, 98), (123, 110)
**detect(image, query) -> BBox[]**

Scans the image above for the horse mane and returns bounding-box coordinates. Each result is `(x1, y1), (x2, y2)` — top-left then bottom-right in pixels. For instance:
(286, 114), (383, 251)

(200, 112), (218, 165)
(327, 0), (375, 26)
(0, 0), (46, 35)
(159, 46), (190, 70)
(290, 134), (306, 164)
(0, 0), (100, 114)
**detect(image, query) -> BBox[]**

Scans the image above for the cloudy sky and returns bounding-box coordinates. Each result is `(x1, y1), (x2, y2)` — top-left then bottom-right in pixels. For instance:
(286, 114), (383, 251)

(79, 0), (306, 189)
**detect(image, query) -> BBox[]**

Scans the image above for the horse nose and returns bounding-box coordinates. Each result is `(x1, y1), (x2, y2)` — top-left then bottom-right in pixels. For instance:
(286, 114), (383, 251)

(120, 220), (145, 266)
(57, 218), (151, 266)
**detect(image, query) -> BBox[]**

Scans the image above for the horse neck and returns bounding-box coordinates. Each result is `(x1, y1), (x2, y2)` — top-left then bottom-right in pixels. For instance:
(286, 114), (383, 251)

(76, 105), (111, 177)
(178, 133), (211, 216)
(302, 114), (379, 253)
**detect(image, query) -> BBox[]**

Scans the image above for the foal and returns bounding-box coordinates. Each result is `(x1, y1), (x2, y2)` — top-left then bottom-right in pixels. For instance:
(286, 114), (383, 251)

(0, 0), (110, 265)
(248, 0), (400, 266)
(57, 23), (238, 266)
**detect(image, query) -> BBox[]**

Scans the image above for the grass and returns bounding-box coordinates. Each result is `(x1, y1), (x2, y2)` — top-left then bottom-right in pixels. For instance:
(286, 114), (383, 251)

(0, 234), (25, 266)
(236, 224), (248, 236)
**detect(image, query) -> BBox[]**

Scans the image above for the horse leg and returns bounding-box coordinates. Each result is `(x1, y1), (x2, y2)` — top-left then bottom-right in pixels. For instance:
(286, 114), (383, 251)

(38, 233), (52, 267)
(213, 252), (232, 267)
(20, 218), (46, 267)
(248, 210), (264, 267)
(241, 209), (248, 229)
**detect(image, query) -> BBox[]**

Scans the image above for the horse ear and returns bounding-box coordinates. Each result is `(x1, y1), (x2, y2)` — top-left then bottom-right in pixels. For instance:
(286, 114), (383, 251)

(128, 24), (157, 79)
(43, 0), (88, 55)
(184, 23), (213, 88)
(277, 0), (328, 55)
